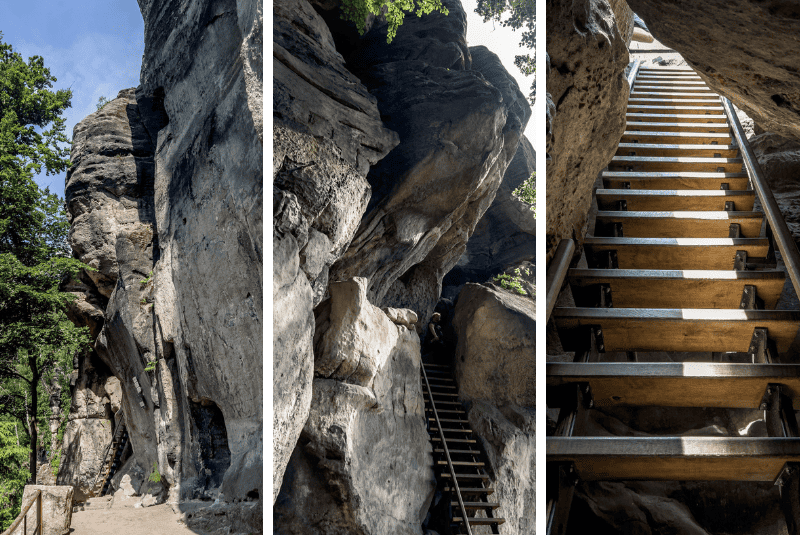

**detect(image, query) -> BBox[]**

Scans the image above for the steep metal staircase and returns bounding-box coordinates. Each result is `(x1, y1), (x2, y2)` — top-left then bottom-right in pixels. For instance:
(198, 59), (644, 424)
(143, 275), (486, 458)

(421, 362), (505, 534)
(546, 64), (800, 534)
(89, 410), (129, 498)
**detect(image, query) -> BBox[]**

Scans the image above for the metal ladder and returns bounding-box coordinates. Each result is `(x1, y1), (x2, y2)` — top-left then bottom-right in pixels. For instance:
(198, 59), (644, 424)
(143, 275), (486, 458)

(421, 362), (505, 534)
(547, 64), (800, 534)
(89, 410), (129, 498)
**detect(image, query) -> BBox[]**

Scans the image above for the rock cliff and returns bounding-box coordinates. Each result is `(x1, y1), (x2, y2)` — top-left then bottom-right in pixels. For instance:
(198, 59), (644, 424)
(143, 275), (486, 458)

(273, 0), (535, 532)
(59, 0), (262, 529)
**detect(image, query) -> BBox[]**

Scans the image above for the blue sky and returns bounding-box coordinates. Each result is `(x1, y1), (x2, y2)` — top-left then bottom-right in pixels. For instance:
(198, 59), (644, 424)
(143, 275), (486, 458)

(3, 0), (144, 196)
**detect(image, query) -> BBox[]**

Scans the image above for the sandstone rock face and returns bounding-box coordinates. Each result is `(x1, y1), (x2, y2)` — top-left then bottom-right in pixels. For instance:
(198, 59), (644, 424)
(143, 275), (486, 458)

(750, 132), (800, 243)
(330, 11), (531, 325)
(546, 0), (629, 259)
(63, 0), (263, 513)
(453, 282), (536, 407)
(272, 0), (399, 500)
(444, 137), (536, 293)
(467, 402), (535, 535)
(626, 0), (800, 140)
(274, 284), (433, 535)
(21, 485), (73, 535)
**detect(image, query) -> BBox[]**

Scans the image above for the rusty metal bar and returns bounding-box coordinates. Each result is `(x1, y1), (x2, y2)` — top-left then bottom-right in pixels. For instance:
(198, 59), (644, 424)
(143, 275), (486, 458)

(547, 239), (575, 322)
(721, 97), (800, 301)
(1, 490), (41, 535)
(421, 364), (473, 535)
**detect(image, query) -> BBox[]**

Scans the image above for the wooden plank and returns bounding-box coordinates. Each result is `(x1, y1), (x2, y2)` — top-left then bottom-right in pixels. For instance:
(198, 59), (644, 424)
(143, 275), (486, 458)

(621, 131), (732, 144)
(616, 143), (738, 157)
(636, 76), (703, 82)
(625, 122), (731, 133)
(596, 189), (756, 212)
(547, 437), (800, 481)
(635, 81), (708, 86)
(569, 267), (785, 309)
(547, 362), (800, 408)
(629, 98), (721, 107)
(608, 156), (743, 173)
(553, 306), (800, 352)
(635, 85), (715, 93)
(627, 113), (728, 123)
(602, 171), (749, 190)
(639, 67), (697, 72)
(632, 91), (719, 99)
(594, 210), (763, 238)
(584, 236), (770, 269)
(627, 105), (724, 115)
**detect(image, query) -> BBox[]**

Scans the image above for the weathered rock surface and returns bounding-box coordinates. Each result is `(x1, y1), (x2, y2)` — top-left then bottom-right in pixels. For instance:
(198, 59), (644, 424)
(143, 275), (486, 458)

(330, 10), (531, 325)
(626, 0), (800, 140)
(467, 402), (535, 535)
(453, 281), (536, 407)
(444, 136), (536, 294)
(274, 283), (433, 535)
(62, 0), (263, 519)
(272, 0), (399, 500)
(21, 485), (73, 535)
(546, 0), (629, 259)
(750, 132), (800, 245)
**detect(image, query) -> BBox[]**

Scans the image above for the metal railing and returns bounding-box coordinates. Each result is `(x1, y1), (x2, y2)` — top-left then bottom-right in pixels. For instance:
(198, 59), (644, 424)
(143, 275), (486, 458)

(1, 490), (42, 535)
(420, 364), (473, 535)
(721, 97), (800, 299)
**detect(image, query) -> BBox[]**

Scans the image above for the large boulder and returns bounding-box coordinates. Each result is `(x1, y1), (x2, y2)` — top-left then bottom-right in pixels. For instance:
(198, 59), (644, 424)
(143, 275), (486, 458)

(274, 280), (432, 535)
(272, 0), (399, 500)
(330, 6), (531, 326)
(546, 0), (629, 259)
(453, 281), (536, 407)
(444, 136), (536, 294)
(626, 0), (800, 140)
(20, 486), (74, 535)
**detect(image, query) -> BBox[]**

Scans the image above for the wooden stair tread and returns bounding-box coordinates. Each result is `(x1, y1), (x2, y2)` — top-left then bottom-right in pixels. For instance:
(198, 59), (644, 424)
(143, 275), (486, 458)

(616, 143), (738, 157)
(625, 122), (731, 132)
(452, 502), (501, 509)
(430, 427), (473, 433)
(627, 106), (725, 115)
(547, 362), (800, 408)
(628, 98), (722, 107)
(444, 487), (494, 495)
(634, 86), (715, 92)
(547, 437), (800, 481)
(594, 210), (763, 238)
(621, 131), (732, 144)
(627, 113), (727, 122)
(553, 307), (800, 353)
(609, 156), (743, 173)
(435, 449), (481, 454)
(596, 190), (755, 212)
(568, 268), (785, 309)
(440, 473), (491, 479)
(431, 438), (477, 443)
(437, 460), (485, 466)
(453, 517), (506, 525)
(584, 236), (770, 270)
(631, 91), (718, 99)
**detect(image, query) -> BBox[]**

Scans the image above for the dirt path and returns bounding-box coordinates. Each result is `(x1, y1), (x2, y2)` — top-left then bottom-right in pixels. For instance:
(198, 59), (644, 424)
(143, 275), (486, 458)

(69, 504), (198, 535)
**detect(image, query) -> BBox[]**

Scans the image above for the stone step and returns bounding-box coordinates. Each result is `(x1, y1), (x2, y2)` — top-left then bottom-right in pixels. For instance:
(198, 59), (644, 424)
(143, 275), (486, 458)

(547, 362), (800, 408)
(553, 307), (800, 353)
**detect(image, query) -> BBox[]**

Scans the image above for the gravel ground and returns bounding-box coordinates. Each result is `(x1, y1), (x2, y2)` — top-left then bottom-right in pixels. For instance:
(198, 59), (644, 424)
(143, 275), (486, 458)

(69, 504), (198, 535)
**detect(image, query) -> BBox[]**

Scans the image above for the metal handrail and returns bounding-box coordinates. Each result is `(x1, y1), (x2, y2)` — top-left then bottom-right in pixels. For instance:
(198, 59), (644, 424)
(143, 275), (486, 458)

(546, 239), (576, 322)
(1, 489), (42, 535)
(720, 97), (800, 299)
(420, 364), (473, 535)
(626, 59), (641, 90)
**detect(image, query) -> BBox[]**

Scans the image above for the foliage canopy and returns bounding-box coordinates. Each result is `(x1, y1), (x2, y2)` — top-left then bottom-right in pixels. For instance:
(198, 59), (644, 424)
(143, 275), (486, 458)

(340, 0), (449, 43)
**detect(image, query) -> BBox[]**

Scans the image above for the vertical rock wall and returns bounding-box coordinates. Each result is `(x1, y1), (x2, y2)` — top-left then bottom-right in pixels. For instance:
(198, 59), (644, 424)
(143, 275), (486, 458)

(62, 0), (263, 516)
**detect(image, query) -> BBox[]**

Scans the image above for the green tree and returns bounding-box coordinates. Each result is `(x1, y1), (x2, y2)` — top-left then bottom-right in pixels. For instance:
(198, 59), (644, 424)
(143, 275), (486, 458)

(96, 95), (109, 111)
(0, 32), (90, 505)
(513, 171), (535, 215)
(0, 418), (29, 530)
(475, 0), (535, 102)
(340, 0), (449, 42)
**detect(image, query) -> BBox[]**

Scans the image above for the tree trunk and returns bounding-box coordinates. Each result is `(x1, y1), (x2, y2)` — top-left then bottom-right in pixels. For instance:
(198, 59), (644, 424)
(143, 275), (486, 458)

(28, 354), (39, 483)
